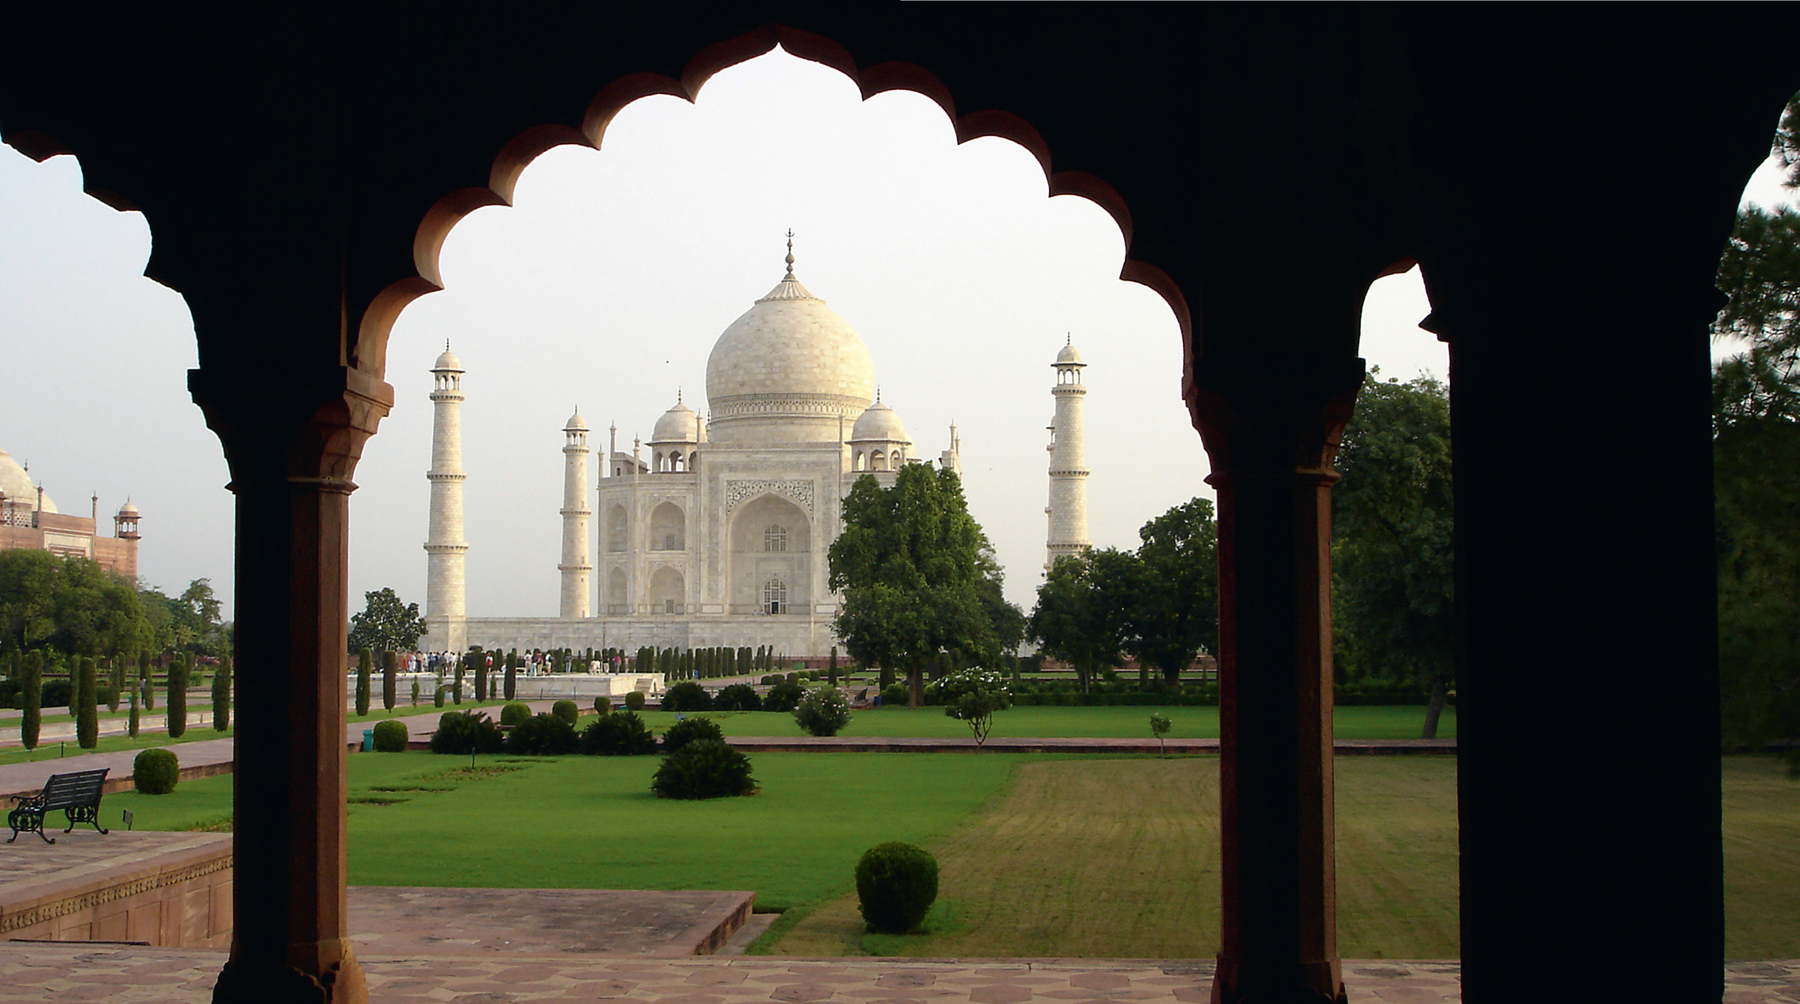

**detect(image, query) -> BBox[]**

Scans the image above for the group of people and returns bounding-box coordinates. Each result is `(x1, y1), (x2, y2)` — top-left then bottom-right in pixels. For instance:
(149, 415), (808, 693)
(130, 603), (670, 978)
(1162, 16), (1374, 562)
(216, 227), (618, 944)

(393, 649), (628, 677)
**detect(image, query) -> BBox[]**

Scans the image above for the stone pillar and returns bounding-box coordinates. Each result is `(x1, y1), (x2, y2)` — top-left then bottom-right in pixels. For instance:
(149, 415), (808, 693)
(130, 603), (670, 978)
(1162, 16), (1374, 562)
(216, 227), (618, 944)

(1046, 339), (1090, 572)
(559, 413), (592, 618)
(191, 364), (392, 1004)
(1190, 356), (1362, 1004)
(424, 350), (467, 654)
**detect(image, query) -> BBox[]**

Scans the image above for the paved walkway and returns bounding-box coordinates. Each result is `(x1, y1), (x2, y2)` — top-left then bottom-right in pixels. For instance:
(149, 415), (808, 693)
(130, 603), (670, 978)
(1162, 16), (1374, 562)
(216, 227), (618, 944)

(0, 948), (1796, 1003)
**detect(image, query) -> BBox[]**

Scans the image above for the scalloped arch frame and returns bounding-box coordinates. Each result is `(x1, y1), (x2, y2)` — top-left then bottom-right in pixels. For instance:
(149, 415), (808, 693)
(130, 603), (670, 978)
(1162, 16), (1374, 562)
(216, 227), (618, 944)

(360, 23), (1193, 382)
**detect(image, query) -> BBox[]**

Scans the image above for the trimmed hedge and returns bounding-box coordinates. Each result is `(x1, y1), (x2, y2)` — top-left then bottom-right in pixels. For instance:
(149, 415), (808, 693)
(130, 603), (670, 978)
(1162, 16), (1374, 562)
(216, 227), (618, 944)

(661, 681), (711, 712)
(650, 740), (756, 800)
(499, 701), (533, 726)
(762, 680), (804, 713)
(661, 716), (724, 753)
(551, 699), (580, 725)
(371, 719), (409, 752)
(714, 683), (760, 711)
(133, 748), (180, 795)
(507, 713), (579, 755)
(581, 710), (659, 755)
(855, 841), (939, 933)
(429, 711), (504, 754)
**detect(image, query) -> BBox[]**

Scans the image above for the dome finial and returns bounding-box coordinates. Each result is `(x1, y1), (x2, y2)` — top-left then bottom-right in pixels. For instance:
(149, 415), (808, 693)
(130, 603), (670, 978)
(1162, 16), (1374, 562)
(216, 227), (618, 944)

(784, 229), (796, 279)
(677, 387), (683, 404)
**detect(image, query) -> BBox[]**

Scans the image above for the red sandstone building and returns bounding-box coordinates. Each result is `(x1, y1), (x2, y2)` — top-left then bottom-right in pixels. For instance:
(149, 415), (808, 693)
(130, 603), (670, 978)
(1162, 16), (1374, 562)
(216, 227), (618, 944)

(0, 445), (141, 579)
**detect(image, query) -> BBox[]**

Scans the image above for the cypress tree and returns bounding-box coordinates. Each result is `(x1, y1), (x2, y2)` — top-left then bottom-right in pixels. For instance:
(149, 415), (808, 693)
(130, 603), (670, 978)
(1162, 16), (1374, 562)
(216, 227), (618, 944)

(128, 681), (140, 738)
(355, 648), (372, 717)
(76, 656), (98, 749)
(454, 652), (467, 704)
(20, 651), (41, 751)
(213, 652), (232, 731)
(141, 652), (154, 710)
(411, 679), (420, 706)
(474, 651), (489, 701)
(828, 646), (839, 686)
(382, 650), (398, 713)
(110, 652), (125, 695)
(167, 653), (188, 738)
(503, 651), (517, 700)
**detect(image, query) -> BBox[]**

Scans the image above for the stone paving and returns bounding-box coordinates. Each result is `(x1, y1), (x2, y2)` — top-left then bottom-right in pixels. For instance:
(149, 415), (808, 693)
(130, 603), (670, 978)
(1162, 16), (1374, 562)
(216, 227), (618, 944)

(0, 947), (1795, 1003)
(346, 887), (754, 957)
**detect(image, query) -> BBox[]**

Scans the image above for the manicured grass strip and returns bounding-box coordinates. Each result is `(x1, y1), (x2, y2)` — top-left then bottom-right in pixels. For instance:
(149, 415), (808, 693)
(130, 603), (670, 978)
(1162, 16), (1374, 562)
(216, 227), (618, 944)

(1724, 755), (1800, 959)
(633, 704), (1454, 741)
(767, 755), (1462, 959)
(0, 728), (236, 767)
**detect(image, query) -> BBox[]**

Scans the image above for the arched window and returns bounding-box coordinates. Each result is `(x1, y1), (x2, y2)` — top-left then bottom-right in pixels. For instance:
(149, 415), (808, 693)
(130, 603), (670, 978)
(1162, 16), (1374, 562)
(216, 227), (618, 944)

(890, 449), (902, 469)
(764, 524), (788, 552)
(855, 451), (866, 471)
(763, 576), (787, 615)
(688, 451), (698, 471)
(872, 451), (888, 471)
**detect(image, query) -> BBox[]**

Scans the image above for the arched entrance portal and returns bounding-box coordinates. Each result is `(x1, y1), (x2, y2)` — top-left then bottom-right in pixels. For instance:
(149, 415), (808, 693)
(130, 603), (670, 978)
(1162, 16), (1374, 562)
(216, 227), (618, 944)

(728, 493), (810, 616)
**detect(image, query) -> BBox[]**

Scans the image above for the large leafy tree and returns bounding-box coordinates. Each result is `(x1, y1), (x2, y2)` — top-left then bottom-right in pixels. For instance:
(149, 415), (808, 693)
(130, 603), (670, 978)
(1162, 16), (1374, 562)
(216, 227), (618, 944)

(1331, 372), (1456, 738)
(1129, 498), (1220, 684)
(1028, 547), (1140, 693)
(138, 577), (227, 657)
(1714, 92), (1800, 771)
(829, 464), (1001, 707)
(0, 550), (151, 658)
(347, 587), (427, 656)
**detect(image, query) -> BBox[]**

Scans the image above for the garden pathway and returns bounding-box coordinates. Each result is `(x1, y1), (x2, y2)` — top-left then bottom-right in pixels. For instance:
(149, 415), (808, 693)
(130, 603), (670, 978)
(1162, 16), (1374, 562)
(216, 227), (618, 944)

(0, 946), (1797, 1003)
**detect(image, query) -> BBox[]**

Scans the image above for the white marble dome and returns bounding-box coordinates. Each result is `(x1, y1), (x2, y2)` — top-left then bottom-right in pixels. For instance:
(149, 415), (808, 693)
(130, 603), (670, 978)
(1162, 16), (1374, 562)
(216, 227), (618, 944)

(1055, 340), (1085, 366)
(650, 399), (697, 443)
(564, 411), (588, 432)
(0, 448), (56, 513)
(433, 348), (464, 372)
(705, 267), (876, 445)
(850, 399), (909, 444)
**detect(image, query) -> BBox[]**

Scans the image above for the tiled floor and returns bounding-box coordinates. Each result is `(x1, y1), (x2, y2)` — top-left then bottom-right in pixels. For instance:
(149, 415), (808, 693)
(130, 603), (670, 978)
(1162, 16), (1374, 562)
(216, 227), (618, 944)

(0, 948), (1797, 1003)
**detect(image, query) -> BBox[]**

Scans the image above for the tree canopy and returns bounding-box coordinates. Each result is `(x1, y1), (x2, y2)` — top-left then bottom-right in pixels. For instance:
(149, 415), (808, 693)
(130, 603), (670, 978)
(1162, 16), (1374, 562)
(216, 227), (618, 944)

(139, 577), (228, 657)
(1714, 92), (1800, 771)
(0, 550), (152, 657)
(1028, 547), (1139, 693)
(347, 587), (427, 655)
(828, 464), (1013, 706)
(1331, 371), (1455, 737)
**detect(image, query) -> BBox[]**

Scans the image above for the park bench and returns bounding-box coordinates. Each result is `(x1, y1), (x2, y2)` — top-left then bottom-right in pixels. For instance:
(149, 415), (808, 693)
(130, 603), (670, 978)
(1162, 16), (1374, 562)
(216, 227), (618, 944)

(8, 767), (111, 845)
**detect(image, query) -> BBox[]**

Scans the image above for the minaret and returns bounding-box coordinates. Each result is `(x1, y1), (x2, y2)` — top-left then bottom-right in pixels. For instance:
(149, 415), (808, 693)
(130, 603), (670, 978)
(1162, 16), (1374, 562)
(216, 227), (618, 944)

(1046, 335), (1090, 572)
(559, 410), (592, 618)
(941, 421), (961, 473)
(425, 344), (469, 654)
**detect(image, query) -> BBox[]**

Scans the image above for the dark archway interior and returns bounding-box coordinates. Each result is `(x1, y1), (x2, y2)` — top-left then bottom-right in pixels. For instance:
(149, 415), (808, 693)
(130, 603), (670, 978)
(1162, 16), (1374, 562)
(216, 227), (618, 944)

(3, 6), (1790, 1002)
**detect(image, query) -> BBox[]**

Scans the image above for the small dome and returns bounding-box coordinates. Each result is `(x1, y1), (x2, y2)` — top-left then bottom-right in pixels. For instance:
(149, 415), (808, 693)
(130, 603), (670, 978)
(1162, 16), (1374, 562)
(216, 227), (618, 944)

(850, 399), (910, 444)
(117, 501), (139, 517)
(564, 411), (588, 432)
(433, 348), (464, 372)
(1055, 340), (1085, 366)
(650, 399), (698, 443)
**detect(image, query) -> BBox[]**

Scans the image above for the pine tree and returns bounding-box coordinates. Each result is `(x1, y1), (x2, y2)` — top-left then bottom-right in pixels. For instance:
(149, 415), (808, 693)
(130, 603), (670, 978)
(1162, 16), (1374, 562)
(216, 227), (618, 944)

(167, 653), (189, 738)
(382, 650), (398, 713)
(20, 651), (41, 750)
(76, 656), (98, 749)
(213, 652), (232, 731)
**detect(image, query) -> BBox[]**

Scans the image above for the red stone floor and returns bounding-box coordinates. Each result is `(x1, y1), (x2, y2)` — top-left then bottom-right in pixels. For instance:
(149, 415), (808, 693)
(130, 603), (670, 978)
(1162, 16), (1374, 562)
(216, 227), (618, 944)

(0, 947), (1796, 1003)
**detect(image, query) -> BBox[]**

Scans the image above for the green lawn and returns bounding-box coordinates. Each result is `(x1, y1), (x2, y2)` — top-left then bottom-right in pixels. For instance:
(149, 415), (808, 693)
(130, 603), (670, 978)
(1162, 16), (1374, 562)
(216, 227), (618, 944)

(634, 704), (1453, 740)
(103, 751), (1800, 959)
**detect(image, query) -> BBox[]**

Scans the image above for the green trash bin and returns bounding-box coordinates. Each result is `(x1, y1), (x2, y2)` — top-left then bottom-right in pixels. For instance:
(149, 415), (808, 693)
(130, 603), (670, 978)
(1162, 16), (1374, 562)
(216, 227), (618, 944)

(361, 729), (374, 752)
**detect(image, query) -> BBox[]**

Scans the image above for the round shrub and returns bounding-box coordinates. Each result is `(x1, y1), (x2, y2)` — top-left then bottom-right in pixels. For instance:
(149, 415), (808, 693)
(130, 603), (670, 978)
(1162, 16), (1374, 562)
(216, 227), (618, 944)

(651, 740), (757, 799)
(580, 710), (659, 755)
(794, 685), (852, 737)
(880, 683), (910, 706)
(661, 716), (724, 753)
(499, 701), (533, 726)
(714, 683), (760, 711)
(855, 842), (939, 933)
(507, 713), (579, 755)
(593, 695), (611, 713)
(428, 710), (503, 755)
(760, 674), (783, 686)
(132, 747), (180, 795)
(762, 680), (805, 713)
(661, 681), (711, 712)
(624, 690), (646, 711)
(371, 719), (410, 752)
(551, 699), (580, 725)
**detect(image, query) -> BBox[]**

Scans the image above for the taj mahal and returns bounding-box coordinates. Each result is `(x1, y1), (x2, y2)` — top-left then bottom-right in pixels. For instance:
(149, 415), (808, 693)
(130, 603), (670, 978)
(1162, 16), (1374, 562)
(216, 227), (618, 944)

(419, 240), (1089, 658)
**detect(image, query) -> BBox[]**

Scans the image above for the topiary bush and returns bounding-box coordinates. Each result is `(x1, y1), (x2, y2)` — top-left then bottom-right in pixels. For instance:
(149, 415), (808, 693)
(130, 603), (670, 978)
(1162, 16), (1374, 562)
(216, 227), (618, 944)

(593, 695), (611, 714)
(762, 680), (805, 713)
(428, 710), (503, 754)
(551, 699), (579, 725)
(433, 685), (447, 707)
(794, 685), (852, 737)
(133, 747), (180, 795)
(624, 690), (646, 711)
(507, 713), (579, 755)
(714, 683), (760, 711)
(661, 715), (724, 753)
(661, 681), (711, 712)
(580, 710), (659, 755)
(855, 841), (939, 933)
(371, 718), (409, 752)
(879, 683), (909, 707)
(650, 739), (757, 799)
(499, 701), (533, 726)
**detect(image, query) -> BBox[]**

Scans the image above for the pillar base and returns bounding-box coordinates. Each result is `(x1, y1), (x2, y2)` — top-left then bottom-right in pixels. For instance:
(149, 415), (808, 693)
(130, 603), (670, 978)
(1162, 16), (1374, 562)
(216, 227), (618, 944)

(212, 947), (366, 1004)
(1209, 956), (1346, 1004)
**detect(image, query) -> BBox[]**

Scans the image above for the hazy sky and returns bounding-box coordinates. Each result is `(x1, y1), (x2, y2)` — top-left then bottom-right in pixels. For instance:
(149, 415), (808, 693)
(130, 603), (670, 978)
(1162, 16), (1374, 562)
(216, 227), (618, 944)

(1, 51), (1789, 620)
